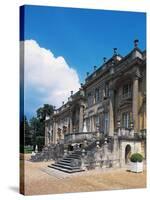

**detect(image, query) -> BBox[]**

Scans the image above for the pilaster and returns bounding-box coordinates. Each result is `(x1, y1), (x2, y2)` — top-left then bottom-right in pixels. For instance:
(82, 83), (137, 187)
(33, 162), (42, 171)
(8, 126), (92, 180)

(69, 110), (73, 133)
(132, 74), (139, 132)
(108, 87), (115, 136)
(44, 122), (49, 146)
(79, 105), (84, 132)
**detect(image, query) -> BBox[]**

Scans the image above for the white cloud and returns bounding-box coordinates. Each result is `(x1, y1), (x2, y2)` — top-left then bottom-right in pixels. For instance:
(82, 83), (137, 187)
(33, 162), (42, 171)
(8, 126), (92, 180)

(21, 40), (80, 116)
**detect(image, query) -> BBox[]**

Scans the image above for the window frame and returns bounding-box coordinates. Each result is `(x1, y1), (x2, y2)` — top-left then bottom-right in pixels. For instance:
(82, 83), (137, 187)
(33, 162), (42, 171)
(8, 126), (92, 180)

(122, 112), (130, 128)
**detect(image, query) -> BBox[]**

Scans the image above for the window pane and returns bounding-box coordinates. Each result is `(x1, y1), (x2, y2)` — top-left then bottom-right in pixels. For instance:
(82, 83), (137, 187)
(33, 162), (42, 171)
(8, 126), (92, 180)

(122, 112), (130, 128)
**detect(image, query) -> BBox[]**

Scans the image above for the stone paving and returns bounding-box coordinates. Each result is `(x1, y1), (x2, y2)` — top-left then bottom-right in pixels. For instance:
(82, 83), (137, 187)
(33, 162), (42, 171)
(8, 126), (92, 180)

(20, 154), (146, 195)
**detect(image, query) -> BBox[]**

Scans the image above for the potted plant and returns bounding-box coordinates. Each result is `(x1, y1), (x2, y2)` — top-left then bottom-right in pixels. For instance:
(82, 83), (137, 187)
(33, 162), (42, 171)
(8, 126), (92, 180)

(129, 153), (143, 173)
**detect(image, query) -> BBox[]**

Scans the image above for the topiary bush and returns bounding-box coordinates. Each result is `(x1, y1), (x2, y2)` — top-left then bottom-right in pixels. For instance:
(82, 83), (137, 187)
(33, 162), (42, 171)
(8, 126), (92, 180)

(130, 153), (143, 163)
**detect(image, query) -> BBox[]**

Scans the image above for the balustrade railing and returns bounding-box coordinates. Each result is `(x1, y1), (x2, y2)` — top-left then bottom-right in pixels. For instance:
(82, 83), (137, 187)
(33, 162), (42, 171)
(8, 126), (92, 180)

(64, 132), (96, 144)
(118, 128), (146, 139)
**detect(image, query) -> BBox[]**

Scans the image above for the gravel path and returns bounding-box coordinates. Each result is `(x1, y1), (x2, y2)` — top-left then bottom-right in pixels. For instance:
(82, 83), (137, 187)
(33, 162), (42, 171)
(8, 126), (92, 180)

(20, 155), (146, 195)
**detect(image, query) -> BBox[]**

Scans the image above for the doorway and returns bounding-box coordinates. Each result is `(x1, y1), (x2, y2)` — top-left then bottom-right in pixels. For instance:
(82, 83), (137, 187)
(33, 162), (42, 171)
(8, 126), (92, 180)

(125, 144), (131, 164)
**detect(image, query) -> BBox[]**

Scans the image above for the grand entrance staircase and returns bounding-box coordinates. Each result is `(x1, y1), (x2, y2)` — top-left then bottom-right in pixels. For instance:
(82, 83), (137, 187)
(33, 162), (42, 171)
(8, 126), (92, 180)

(48, 137), (110, 173)
(48, 150), (84, 173)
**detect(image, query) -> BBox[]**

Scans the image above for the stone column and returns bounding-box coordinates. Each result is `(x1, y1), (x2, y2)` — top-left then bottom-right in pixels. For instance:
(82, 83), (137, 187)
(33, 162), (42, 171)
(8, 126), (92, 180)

(132, 76), (139, 132)
(91, 116), (93, 132)
(112, 134), (119, 167)
(109, 88), (114, 136)
(91, 116), (95, 132)
(89, 117), (91, 132)
(53, 120), (58, 144)
(79, 105), (84, 132)
(45, 122), (48, 146)
(69, 111), (73, 133)
(53, 121), (56, 144)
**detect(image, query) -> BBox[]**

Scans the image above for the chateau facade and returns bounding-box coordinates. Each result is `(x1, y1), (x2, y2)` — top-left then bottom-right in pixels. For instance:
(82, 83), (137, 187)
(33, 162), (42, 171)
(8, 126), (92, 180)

(45, 41), (146, 167)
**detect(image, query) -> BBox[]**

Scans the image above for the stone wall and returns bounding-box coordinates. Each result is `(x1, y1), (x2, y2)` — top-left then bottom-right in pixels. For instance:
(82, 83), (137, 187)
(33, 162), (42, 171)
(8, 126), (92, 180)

(119, 140), (142, 167)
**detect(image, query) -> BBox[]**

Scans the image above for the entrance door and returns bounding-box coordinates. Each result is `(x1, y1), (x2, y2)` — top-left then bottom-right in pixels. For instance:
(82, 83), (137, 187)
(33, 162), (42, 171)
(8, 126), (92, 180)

(125, 144), (131, 164)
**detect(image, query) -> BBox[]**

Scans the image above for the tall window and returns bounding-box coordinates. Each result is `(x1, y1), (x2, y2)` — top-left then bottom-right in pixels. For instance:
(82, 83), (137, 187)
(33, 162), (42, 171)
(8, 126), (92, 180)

(122, 83), (131, 98)
(99, 89), (103, 102)
(99, 113), (104, 132)
(95, 115), (100, 125)
(122, 112), (130, 128)
(95, 88), (100, 103)
(86, 118), (90, 132)
(104, 83), (109, 97)
(94, 115), (100, 131)
(87, 92), (93, 107)
(104, 112), (109, 134)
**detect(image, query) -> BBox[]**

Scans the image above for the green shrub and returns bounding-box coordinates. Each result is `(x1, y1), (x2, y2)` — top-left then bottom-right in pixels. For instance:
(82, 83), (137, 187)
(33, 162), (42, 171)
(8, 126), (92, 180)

(130, 153), (143, 163)
(20, 146), (33, 154)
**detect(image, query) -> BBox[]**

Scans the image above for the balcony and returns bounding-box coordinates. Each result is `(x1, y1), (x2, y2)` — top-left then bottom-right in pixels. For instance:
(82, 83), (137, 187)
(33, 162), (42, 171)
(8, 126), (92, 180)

(118, 128), (146, 140)
(64, 132), (96, 144)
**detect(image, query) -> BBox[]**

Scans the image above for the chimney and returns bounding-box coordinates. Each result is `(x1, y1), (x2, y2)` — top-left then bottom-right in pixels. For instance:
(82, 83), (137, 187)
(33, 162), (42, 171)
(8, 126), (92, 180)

(62, 101), (64, 105)
(70, 90), (73, 96)
(86, 72), (89, 77)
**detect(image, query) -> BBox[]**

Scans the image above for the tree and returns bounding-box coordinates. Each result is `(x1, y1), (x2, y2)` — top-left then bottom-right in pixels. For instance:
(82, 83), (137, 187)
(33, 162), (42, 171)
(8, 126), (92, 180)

(35, 104), (54, 150)
(29, 117), (38, 147)
(21, 104), (55, 151)
(24, 116), (32, 146)
(37, 104), (54, 121)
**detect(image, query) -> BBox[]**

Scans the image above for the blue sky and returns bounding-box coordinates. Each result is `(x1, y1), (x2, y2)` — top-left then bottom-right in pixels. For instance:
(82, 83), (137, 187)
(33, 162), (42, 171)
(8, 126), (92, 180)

(20, 5), (146, 119)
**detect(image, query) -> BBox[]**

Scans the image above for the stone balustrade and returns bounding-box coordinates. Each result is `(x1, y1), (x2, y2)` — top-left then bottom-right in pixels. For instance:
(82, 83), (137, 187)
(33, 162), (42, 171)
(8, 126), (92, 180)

(64, 132), (96, 144)
(118, 128), (146, 140)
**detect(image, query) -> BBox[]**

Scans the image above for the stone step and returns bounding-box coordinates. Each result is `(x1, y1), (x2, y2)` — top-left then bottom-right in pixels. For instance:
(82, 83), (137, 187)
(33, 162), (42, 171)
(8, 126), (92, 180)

(62, 158), (75, 161)
(70, 153), (81, 156)
(58, 157), (81, 164)
(48, 150), (84, 173)
(68, 153), (80, 156)
(68, 152), (81, 155)
(59, 159), (71, 164)
(69, 151), (82, 155)
(58, 159), (74, 163)
(67, 154), (81, 157)
(67, 156), (81, 159)
(57, 161), (76, 167)
(49, 165), (84, 173)
(51, 163), (81, 170)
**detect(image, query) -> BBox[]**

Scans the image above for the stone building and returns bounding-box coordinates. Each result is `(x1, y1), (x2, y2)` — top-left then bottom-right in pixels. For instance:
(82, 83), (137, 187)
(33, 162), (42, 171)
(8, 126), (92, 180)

(45, 40), (146, 169)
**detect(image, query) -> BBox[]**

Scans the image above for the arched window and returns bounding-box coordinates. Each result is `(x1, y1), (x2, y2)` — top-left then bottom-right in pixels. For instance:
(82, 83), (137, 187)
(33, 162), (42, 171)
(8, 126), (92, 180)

(125, 144), (131, 164)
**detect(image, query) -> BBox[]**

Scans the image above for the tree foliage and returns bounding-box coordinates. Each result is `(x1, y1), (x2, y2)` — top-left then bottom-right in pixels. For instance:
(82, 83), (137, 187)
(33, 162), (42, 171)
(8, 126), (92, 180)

(23, 104), (54, 151)
(24, 116), (31, 146)
(37, 104), (54, 121)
